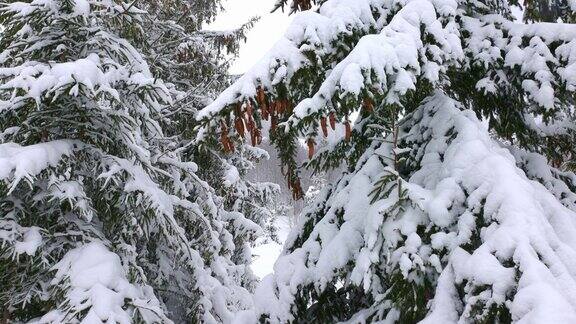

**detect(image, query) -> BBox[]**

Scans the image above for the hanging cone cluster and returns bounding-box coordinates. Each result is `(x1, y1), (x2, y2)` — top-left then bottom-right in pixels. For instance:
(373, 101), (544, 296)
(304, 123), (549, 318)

(215, 87), (304, 198)
(257, 86), (269, 120)
(216, 82), (357, 196)
(221, 101), (265, 151)
(234, 117), (245, 138)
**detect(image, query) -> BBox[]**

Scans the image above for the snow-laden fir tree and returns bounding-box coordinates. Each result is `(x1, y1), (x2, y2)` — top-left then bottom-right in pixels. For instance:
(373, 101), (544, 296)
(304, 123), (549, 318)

(136, 0), (282, 293)
(0, 0), (262, 322)
(138, 0), (281, 318)
(199, 0), (576, 322)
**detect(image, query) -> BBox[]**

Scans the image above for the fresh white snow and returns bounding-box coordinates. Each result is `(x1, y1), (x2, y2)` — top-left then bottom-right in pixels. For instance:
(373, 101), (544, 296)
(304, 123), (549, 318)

(251, 216), (292, 279)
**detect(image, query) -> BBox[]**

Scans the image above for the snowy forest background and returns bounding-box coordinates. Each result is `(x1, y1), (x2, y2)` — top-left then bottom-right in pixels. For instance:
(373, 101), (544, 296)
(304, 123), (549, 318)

(1, 0), (576, 323)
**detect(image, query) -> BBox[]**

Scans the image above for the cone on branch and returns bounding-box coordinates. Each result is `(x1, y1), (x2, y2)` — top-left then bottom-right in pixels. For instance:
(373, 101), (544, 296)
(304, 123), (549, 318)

(291, 179), (303, 200)
(220, 120), (233, 153)
(245, 101), (253, 116)
(345, 120), (351, 142)
(307, 138), (315, 159)
(246, 114), (255, 133)
(256, 128), (262, 145)
(250, 128), (262, 146)
(276, 100), (284, 115)
(285, 100), (293, 114)
(329, 112), (336, 130)
(234, 103), (242, 116)
(234, 117), (245, 138)
(363, 98), (374, 113)
(320, 116), (328, 137)
(262, 104), (269, 120)
(256, 86), (267, 105)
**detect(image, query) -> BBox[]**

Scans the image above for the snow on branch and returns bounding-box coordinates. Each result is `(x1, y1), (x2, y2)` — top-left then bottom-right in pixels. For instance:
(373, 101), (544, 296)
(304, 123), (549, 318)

(197, 0), (384, 121)
(0, 140), (77, 192)
(36, 242), (170, 323)
(285, 0), (462, 124)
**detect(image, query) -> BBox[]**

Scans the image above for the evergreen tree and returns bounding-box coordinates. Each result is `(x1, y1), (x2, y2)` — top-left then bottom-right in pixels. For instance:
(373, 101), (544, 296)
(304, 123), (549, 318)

(199, 0), (576, 322)
(136, 0), (281, 300)
(0, 0), (259, 322)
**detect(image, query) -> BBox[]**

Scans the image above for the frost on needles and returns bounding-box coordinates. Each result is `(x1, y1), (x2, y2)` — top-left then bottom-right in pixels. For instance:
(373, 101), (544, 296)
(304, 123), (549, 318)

(198, 0), (576, 323)
(0, 0), (269, 323)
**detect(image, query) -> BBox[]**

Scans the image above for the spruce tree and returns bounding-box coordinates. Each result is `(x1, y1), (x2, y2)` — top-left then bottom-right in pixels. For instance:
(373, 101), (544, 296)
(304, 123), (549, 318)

(0, 0), (259, 322)
(136, 0), (281, 296)
(199, 0), (576, 322)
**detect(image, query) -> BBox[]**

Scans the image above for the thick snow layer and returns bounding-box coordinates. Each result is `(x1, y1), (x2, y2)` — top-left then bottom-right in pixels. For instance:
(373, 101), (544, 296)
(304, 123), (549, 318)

(251, 216), (292, 279)
(464, 16), (576, 112)
(0, 140), (76, 191)
(0, 53), (165, 107)
(198, 0), (465, 121)
(98, 154), (261, 324)
(34, 242), (168, 323)
(234, 92), (576, 323)
(0, 1), (171, 111)
(13, 226), (42, 256)
(201, 0), (576, 143)
(412, 94), (576, 322)
(285, 0), (462, 123)
(510, 147), (576, 212)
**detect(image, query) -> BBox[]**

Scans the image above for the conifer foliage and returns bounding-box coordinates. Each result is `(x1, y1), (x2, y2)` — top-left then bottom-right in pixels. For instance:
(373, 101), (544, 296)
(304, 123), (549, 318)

(200, 0), (576, 322)
(523, 0), (576, 22)
(137, 0), (280, 310)
(0, 0), (260, 323)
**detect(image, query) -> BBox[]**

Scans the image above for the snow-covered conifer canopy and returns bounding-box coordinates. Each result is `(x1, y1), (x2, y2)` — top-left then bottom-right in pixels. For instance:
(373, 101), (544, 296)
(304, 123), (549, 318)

(199, 0), (576, 322)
